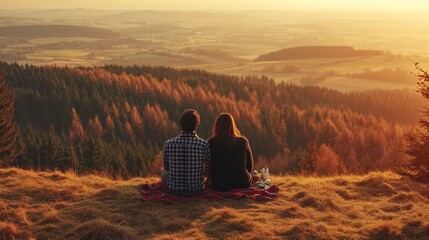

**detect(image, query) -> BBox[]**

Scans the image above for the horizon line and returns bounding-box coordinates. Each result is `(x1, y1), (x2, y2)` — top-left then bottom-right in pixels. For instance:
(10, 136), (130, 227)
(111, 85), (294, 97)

(1, 7), (428, 13)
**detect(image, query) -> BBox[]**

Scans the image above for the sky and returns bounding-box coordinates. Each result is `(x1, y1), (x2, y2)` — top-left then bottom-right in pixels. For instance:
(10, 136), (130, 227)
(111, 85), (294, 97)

(1, 0), (429, 11)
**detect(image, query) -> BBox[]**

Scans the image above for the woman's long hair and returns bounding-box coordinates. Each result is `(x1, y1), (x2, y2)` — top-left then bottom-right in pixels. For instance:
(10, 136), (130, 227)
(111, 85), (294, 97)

(210, 113), (241, 140)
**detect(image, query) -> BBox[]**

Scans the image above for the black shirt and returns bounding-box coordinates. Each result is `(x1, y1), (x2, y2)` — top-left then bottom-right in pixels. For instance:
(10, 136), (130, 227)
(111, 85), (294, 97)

(208, 136), (254, 191)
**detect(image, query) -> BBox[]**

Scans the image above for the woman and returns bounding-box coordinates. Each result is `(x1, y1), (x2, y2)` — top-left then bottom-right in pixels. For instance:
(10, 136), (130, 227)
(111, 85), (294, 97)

(208, 113), (254, 191)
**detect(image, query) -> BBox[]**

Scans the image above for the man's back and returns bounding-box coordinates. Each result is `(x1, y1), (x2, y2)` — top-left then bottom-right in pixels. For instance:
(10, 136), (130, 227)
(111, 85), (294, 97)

(163, 132), (210, 195)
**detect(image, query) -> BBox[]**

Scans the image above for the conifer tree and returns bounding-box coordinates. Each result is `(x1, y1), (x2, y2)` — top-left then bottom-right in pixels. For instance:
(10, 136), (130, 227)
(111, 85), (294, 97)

(405, 64), (429, 182)
(82, 136), (107, 173)
(39, 127), (63, 170)
(69, 107), (87, 145)
(314, 144), (341, 175)
(0, 73), (17, 166)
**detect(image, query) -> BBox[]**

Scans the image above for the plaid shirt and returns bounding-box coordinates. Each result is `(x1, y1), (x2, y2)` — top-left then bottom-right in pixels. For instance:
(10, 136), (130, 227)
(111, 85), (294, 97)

(163, 132), (211, 195)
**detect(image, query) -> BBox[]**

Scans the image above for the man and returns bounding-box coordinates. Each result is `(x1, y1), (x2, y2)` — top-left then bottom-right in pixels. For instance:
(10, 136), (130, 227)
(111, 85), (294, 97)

(162, 109), (211, 195)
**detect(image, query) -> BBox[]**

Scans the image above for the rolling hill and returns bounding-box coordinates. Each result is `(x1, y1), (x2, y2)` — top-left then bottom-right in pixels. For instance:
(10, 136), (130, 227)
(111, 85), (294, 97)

(254, 46), (386, 61)
(1, 168), (428, 239)
(96, 10), (255, 25)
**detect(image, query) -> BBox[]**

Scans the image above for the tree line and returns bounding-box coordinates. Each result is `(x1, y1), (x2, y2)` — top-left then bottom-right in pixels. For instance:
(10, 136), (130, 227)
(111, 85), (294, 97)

(0, 62), (423, 177)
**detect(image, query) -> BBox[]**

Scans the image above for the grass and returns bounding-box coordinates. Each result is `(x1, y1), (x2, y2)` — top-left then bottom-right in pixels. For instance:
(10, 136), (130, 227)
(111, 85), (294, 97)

(1, 168), (428, 239)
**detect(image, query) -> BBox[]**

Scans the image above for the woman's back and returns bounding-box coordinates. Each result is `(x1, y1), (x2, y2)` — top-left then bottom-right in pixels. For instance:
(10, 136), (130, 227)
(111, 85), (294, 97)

(209, 136), (253, 191)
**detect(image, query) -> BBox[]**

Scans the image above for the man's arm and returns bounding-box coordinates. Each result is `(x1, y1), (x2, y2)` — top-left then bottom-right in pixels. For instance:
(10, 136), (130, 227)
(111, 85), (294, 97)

(163, 142), (169, 171)
(204, 143), (211, 177)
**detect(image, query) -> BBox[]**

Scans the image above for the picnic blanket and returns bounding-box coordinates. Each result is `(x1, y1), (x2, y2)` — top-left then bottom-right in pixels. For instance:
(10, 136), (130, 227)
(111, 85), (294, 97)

(138, 181), (279, 203)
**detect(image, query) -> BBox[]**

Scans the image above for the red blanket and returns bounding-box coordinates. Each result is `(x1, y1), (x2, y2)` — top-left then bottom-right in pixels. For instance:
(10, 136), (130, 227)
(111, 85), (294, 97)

(138, 181), (279, 203)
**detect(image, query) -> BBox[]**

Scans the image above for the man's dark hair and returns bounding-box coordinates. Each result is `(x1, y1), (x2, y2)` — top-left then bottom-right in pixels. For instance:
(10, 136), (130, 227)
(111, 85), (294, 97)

(180, 109), (200, 133)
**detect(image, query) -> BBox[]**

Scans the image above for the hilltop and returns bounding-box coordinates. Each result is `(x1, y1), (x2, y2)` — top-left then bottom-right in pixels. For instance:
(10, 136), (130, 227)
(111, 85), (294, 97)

(254, 46), (385, 61)
(1, 168), (429, 239)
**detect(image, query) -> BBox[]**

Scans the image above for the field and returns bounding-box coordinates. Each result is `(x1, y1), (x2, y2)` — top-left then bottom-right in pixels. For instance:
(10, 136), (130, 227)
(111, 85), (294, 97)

(1, 9), (429, 91)
(1, 168), (429, 239)
(197, 54), (429, 92)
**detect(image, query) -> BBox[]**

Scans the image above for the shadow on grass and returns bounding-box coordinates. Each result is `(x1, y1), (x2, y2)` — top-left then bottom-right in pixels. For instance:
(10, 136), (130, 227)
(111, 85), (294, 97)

(59, 183), (254, 239)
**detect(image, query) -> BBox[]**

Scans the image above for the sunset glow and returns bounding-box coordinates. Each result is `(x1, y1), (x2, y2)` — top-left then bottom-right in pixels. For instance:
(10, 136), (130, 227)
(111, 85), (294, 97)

(1, 0), (429, 238)
(2, 0), (429, 11)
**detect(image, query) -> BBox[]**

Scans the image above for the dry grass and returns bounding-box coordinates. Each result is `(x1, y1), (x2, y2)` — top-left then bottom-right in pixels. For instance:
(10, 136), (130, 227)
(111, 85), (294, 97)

(1, 168), (429, 239)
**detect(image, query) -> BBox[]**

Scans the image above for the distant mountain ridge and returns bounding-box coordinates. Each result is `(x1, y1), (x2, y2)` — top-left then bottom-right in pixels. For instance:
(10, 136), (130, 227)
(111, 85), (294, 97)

(255, 46), (386, 61)
(96, 10), (255, 25)
(0, 9), (124, 19)
(0, 25), (119, 38)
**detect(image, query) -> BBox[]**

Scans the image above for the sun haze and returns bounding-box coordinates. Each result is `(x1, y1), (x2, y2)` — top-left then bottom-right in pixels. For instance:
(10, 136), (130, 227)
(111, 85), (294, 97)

(1, 0), (429, 11)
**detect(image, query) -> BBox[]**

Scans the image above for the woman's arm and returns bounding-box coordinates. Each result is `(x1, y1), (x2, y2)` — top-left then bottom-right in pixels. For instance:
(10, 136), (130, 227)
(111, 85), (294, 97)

(245, 139), (254, 173)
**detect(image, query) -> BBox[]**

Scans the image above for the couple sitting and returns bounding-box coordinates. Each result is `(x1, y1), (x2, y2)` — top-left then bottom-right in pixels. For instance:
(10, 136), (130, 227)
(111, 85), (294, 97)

(162, 109), (254, 195)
